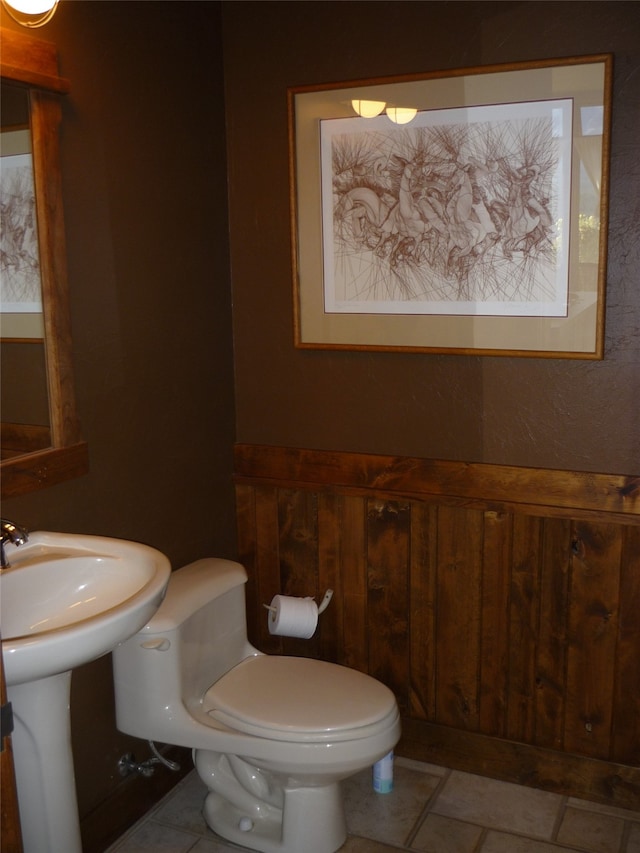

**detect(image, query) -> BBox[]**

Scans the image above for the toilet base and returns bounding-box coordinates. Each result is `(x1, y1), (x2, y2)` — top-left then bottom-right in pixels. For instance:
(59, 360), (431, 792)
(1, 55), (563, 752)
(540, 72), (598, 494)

(202, 773), (346, 853)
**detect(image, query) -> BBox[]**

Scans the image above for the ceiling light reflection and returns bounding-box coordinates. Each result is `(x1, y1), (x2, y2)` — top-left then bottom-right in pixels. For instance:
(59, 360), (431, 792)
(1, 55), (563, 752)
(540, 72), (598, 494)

(351, 99), (386, 118)
(386, 106), (418, 125)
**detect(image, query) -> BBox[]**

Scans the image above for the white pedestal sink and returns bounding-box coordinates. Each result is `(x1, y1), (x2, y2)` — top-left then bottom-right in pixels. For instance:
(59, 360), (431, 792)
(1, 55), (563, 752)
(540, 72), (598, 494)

(1, 531), (171, 853)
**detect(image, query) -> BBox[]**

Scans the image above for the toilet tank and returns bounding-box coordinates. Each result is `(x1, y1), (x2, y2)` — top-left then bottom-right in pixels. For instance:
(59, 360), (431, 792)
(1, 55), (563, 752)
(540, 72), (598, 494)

(113, 558), (259, 741)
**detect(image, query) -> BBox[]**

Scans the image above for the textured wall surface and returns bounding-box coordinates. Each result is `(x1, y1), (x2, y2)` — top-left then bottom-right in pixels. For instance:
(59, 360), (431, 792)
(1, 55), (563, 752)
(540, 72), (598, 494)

(224, 1), (640, 474)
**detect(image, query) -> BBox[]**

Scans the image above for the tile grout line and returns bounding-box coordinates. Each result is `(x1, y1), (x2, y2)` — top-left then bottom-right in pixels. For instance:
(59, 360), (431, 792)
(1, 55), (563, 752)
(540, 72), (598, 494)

(473, 826), (489, 852)
(551, 795), (570, 842)
(402, 767), (453, 849)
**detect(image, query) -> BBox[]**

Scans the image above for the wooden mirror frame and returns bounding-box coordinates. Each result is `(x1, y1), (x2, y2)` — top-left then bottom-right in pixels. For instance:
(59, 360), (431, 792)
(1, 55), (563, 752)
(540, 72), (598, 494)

(1, 27), (88, 498)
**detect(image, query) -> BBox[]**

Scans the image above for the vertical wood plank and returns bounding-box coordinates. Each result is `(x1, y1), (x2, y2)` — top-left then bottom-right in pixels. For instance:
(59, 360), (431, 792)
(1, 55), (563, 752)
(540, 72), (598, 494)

(317, 492), (343, 663)
(340, 495), (368, 673)
(277, 489), (319, 658)
(409, 501), (438, 720)
(254, 485), (282, 653)
(535, 518), (571, 750)
(367, 499), (411, 712)
(277, 488), (319, 595)
(612, 525), (640, 765)
(479, 510), (512, 737)
(507, 515), (543, 744)
(235, 484), (259, 646)
(565, 521), (622, 759)
(436, 506), (484, 730)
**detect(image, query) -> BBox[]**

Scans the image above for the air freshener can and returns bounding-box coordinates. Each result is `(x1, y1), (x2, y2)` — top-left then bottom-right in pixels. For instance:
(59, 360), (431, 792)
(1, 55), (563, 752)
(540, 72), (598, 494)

(373, 750), (393, 793)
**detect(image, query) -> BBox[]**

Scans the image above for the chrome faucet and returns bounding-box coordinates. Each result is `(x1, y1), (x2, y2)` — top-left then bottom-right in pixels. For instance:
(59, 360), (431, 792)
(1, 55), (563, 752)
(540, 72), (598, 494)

(1, 519), (29, 569)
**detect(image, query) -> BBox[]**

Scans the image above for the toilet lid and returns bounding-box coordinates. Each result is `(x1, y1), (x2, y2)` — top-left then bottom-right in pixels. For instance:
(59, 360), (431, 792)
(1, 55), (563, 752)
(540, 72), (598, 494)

(203, 655), (398, 742)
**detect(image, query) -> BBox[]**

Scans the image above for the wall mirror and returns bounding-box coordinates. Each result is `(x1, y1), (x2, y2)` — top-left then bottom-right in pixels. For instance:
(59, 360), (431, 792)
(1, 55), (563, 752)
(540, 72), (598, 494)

(1, 27), (88, 498)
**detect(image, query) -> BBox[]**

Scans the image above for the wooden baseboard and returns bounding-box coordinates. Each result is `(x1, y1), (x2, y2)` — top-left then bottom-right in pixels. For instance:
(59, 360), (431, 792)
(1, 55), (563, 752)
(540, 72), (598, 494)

(80, 746), (192, 853)
(398, 718), (640, 812)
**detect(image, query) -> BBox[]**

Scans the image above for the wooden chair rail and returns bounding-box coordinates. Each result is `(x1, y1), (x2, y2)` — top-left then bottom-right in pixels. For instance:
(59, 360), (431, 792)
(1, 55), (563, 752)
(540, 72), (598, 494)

(234, 444), (640, 522)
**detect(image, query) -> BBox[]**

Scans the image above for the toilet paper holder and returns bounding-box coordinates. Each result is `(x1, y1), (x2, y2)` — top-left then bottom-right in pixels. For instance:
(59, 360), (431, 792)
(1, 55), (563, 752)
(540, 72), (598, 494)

(263, 589), (333, 615)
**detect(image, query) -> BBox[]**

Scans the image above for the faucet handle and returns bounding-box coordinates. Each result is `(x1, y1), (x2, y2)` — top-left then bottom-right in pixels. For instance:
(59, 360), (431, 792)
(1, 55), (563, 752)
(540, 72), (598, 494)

(0, 519), (29, 568)
(1, 519), (29, 545)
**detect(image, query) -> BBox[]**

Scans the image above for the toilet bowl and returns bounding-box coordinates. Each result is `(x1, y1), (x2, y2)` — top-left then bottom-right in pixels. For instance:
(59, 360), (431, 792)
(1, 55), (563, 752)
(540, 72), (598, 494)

(112, 558), (401, 853)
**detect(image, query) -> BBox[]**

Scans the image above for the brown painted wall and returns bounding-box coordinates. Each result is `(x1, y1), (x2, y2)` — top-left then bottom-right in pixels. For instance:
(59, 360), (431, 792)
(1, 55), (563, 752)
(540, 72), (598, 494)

(1, 0), (639, 846)
(224, 0), (640, 475)
(1, 0), (234, 834)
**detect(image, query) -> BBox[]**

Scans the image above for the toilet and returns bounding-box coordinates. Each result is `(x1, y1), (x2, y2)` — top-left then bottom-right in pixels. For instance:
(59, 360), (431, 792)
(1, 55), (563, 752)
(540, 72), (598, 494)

(112, 558), (400, 853)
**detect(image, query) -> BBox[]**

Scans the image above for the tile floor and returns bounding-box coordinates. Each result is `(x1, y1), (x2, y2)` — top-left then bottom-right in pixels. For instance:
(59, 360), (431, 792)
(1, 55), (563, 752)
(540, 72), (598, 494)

(106, 757), (640, 853)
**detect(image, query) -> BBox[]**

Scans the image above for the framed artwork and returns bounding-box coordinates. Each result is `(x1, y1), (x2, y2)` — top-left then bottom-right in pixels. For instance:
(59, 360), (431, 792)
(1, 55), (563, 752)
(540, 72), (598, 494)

(289, 55), (612, 358)
(0, 127), (44, 340)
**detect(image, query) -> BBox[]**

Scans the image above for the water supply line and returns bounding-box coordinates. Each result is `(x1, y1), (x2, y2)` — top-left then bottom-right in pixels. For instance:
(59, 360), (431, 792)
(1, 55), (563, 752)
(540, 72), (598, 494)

(118, 741), (180, 778)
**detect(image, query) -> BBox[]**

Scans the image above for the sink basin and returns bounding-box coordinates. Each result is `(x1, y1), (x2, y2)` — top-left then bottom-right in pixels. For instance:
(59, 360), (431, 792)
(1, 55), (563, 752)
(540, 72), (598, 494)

(1, 530), (171, 686)
(2, 530), (172, 853)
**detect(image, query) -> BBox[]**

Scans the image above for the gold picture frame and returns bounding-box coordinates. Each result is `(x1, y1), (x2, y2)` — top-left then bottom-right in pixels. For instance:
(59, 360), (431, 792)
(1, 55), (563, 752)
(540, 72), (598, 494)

(289, 55), (612, 358)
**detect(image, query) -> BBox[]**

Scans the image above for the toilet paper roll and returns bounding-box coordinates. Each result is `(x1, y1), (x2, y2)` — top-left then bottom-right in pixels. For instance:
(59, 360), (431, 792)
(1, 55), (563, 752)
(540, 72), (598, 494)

(267, 595), (318, 639)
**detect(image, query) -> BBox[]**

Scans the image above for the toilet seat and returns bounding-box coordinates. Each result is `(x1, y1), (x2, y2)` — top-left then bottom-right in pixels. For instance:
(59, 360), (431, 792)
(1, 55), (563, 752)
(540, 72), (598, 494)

(203, 656), (398, 743)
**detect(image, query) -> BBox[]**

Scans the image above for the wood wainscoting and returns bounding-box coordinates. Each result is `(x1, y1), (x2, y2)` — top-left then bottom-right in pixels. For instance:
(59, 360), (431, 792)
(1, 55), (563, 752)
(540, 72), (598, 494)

(234, 444), (640, 811)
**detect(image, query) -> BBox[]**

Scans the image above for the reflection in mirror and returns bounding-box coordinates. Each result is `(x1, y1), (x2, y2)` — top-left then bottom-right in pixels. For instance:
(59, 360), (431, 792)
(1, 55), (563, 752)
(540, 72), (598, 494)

(1, 342), (50, 456)
(0, 84), (43, 325)
(1, 80), (51, 458)
(1, 27), (88, 498)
